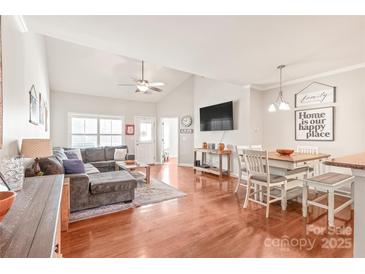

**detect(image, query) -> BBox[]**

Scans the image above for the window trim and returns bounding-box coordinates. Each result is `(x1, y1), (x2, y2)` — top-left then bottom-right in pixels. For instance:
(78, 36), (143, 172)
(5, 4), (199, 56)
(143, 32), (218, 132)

(68, 113), (125, 148)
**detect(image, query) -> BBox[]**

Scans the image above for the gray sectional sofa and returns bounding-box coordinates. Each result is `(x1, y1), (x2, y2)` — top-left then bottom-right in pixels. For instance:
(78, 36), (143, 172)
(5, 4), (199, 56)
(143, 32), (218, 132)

(62, 146), (138, 212)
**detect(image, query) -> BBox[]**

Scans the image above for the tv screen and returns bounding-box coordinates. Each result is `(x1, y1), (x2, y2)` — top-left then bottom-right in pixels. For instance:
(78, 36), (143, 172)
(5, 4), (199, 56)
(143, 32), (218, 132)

(200, 101), (234, 131)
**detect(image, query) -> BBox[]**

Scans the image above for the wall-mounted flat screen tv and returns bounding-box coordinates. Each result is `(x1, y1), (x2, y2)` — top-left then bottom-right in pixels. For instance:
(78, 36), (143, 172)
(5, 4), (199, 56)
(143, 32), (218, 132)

(200, 101), (234, 131)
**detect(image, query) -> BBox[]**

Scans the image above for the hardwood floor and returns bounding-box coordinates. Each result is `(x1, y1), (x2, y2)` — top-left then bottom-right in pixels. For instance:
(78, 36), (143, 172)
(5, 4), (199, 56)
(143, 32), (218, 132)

(61, 163), (353, 258)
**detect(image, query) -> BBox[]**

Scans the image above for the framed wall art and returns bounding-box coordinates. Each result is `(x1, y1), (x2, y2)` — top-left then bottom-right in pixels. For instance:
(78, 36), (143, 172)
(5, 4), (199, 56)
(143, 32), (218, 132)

(295, 81), (336, 108)
(295, 106), (334, 141)
(29, 85), (39, 125)
(125, 124), (135, 135)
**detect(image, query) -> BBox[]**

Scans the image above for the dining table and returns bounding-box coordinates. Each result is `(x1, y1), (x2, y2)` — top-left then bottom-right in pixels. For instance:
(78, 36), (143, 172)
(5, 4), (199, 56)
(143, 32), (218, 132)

(267, 151), (331, 176)
(324, 152), (365, 258)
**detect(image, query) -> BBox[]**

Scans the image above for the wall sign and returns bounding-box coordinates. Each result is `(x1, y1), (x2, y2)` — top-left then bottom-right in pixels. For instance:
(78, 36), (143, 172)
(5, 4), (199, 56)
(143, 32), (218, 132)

(180, 128), (193, 134)
(295, 107), (334, 141)
(295, 82), (336, 108)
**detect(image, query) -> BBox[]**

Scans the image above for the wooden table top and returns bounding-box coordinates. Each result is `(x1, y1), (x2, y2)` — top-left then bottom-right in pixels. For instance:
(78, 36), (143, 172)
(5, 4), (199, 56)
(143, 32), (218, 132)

(324, 152), (365, 170)
(0, 175), (64, 258)
(194, 148), (232, 155)
(268, 152), (331, 163)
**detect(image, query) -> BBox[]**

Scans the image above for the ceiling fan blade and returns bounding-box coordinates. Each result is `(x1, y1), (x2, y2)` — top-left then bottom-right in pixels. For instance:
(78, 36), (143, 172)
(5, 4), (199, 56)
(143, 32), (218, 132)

(148, 82), (165, 87)
(118, 84), (136, 86)
(149, 87), (162, 92)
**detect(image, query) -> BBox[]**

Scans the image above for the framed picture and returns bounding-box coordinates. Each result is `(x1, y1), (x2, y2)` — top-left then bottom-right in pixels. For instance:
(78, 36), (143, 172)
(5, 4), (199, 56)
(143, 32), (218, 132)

(295, 106), (334, 141)
(45, 105), (48, 132)
(29, 85), (39, 125)
(295, 82), (336, 108)
(39, 93), (45, 125)
(125, 124), (135, 135)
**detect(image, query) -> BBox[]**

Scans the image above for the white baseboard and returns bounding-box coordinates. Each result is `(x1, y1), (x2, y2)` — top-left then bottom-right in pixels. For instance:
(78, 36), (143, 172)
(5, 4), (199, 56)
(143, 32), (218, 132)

(178, 163), (193, 167)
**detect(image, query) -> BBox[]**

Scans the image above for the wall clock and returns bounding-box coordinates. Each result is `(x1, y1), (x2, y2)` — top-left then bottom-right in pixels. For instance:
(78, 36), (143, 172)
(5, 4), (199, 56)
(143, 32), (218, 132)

(181, 115), (193, 127)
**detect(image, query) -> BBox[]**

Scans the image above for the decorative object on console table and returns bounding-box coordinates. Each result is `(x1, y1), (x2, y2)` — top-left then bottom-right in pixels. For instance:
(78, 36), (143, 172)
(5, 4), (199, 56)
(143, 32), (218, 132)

(0, 171), (17, 222)
(295, 81), (336, 108)
(29, 85), (39, 125)
(295, 106), (334, 141)
(21, 138), (52, 176)
(0, 158), (24, 191)
(125, 124), (135, 135)
(202, 142), (208, 149)
(218, 143), (225, 151)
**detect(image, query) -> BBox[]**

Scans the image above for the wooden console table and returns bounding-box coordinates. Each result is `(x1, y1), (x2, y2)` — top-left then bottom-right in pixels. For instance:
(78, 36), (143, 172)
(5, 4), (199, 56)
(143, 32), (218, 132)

(193, 148), (232, 179)
(0, 175), (64, 258)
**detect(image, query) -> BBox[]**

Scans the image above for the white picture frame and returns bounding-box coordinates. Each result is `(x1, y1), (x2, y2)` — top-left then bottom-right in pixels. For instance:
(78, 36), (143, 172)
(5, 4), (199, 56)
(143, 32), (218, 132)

(295, 83), (336, 108)
(295, 106), (334, 141)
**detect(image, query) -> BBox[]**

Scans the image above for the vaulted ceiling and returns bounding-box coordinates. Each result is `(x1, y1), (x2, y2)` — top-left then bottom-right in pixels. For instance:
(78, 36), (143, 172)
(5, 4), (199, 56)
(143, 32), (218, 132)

(25, 16), (365, 99)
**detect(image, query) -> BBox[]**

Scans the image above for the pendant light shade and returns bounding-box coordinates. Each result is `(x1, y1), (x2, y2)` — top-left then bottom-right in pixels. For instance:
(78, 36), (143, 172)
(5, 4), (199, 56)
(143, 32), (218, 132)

(268, 65), (290, 112)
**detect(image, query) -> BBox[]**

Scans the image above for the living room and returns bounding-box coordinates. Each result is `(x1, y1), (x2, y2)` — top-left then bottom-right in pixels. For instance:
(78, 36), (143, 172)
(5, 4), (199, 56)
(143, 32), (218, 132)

(1, 1), (365, 273)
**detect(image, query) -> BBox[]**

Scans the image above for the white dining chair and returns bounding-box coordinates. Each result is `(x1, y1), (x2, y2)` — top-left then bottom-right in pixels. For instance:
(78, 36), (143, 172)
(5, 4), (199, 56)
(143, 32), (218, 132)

(250, 145), (263, 151)
(243, 149), (288, 218)
(296, 145), (320, 176)
(234, 145), (249, 193)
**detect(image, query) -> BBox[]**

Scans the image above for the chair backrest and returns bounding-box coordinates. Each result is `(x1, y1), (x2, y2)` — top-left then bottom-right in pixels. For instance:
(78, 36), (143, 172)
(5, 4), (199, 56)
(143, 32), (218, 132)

(244, 149), (269, 180)
(296, 146), (319, 154)
(234, 145), (249, 170)
(250, 145), (263, 151)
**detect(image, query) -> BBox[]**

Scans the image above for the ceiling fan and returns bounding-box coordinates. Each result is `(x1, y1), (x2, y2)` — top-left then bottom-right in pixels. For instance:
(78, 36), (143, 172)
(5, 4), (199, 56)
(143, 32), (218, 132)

(117, 60), (165, 94)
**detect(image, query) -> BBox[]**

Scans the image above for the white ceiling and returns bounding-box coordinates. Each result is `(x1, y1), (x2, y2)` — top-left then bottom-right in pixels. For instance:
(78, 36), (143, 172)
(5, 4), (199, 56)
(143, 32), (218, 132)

(26, 15), (365, 92)
(44, 37), (191, 102)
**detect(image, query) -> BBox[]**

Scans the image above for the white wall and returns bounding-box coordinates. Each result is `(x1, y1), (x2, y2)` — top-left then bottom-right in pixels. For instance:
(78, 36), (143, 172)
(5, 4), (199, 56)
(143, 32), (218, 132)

(50, 90), (156, 154)
(262, 68), (365, 158)
(1, 16), (50, 158)
(193, 76), (254, 174)
(162, 117), (178, 158)
(156, 76), (194, 165)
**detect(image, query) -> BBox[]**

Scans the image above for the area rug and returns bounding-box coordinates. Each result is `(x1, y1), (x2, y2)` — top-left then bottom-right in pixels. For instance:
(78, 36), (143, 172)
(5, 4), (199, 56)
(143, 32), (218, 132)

(70, 179), (186, 222)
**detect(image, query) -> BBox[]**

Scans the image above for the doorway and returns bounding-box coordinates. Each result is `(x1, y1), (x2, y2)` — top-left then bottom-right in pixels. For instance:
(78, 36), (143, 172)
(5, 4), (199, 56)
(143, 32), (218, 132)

(135, 116), (156, 164)
(161, 117), (179, 165)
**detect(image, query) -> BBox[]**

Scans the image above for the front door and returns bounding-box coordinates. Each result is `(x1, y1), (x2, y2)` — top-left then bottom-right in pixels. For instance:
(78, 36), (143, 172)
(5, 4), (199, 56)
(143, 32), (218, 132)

(135, 116), (156, 164)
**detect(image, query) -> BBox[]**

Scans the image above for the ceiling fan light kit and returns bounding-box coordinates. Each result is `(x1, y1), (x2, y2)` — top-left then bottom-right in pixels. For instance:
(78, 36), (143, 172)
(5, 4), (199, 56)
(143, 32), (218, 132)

(268, 64), (290, 112)
(118, 60), (165, 94)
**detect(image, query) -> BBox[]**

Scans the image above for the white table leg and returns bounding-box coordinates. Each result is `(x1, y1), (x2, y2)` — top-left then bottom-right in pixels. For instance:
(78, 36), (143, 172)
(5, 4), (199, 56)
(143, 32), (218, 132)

(328, 189), (335, 227)
(302, 182), (308, 217)
(352, 169), (365, 257)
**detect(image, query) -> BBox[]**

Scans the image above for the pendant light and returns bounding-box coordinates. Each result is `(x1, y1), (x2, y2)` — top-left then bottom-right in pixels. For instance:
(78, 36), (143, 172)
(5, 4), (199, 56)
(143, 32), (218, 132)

(268, 65), (290, 112)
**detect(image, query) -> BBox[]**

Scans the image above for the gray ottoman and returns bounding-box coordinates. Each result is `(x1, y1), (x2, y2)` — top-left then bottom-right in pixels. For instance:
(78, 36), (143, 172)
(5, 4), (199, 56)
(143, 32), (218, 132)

(89, 171), (137, 195)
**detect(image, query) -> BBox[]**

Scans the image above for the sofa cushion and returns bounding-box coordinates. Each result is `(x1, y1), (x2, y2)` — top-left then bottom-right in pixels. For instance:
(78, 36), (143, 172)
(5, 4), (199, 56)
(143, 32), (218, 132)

(105, 145), (128, 160)
(64, 148), (83, 161)
(89, 171), (137, 195)
(63, 159), (85, 174)
(84, 163), (100, 175)
(85, 147), (106, 162)
(39, 156), (64, 175)
(53, 148), (68, 164)
(114, 148), (127, 160)
(91, 160), (115, 169)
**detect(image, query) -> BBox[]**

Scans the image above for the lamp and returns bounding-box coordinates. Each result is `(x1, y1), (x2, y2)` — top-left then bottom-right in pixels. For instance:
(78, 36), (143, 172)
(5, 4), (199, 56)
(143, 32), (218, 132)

(267, 65), (290, 112)
(20, 139), (52, 176)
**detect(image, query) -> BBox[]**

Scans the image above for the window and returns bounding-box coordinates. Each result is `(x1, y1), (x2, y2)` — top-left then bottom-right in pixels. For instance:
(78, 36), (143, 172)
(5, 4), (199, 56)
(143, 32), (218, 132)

(70, 114), (124, 148)
(139, 121), (152, 142)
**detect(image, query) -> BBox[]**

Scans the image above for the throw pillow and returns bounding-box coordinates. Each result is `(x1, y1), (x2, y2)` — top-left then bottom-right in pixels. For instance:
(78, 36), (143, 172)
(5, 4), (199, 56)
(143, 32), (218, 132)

(65, 148), (83, 161)
(63, 159), (85, 174)
(114, 148), (127, 160)
(39, 156), (64, 175)
(53, 148), (68, 164)
(64, 150), (79, 160)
